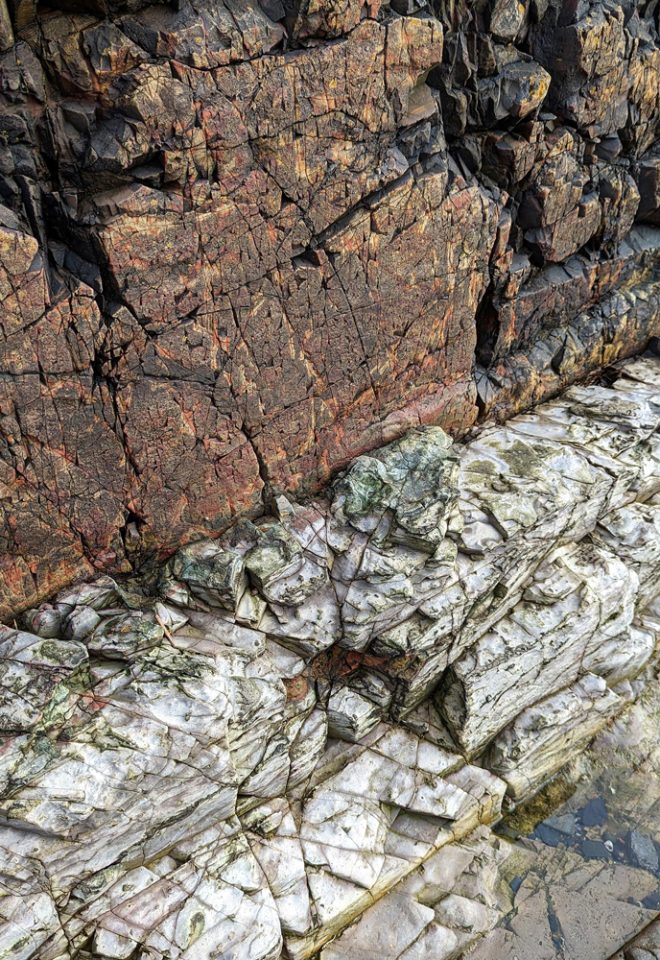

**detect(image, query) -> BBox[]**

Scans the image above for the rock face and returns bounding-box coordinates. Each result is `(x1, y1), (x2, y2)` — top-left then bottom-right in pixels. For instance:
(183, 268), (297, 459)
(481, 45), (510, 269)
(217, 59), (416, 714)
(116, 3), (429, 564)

(1, 356), (658, 960)
(1, 0), (659, 617)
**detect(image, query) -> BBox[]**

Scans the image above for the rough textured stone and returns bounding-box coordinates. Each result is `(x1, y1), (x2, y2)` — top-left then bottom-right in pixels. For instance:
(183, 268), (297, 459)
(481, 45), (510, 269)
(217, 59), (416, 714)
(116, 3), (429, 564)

(1, 0), (659, 617)
(1, 358), (658, 959)
(438, 543), (639, 755)
(470, 674), (660, 960)
(319, 828), (509, 960)
(487, 673), (628, 799)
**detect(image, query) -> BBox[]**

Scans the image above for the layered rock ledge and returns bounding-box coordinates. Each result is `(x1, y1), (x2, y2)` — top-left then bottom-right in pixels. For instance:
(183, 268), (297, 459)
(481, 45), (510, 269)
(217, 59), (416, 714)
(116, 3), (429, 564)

(1, 355), (658, 960)
(1, 0), (660, 617)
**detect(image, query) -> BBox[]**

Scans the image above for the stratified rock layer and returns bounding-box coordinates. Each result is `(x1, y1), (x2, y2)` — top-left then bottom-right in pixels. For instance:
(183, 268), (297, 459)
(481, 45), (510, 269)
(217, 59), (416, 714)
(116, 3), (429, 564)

(1, 0), (659, 617)
(1, 356), (658, 960)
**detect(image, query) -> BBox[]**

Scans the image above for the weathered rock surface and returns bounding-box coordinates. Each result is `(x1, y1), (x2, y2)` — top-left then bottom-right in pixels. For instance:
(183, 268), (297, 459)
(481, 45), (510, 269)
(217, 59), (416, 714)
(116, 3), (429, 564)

(469, 671), (660, 960)
(438, 543), (640, 755)
(487, 673), (629, 799)
(1, 0), (659, 617)
(1, 357), (658, 959)
(613, 919), (660, 960)
(318, 827), (510, 960)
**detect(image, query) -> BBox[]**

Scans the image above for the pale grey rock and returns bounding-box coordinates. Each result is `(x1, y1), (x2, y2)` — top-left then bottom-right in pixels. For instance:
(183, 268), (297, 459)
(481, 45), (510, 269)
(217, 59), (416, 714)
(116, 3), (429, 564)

(433, 893), (499, 934)
(396, 923), (461, 960)
(21, 603), (64, 638)
(487, 673), (626, 799)
(235, 585), (269, 628)
(436, 542), (639, 755)
(87, 611), (165, 659)
(582, 622), (656, 685)
(152, 600), (189, 634)
(153, 362), (660, 720)
(247, 804), (315, 938)
(62, 604), (102, 641)
(615, 917), (660, 960)
(0, 846), (64, 958)
(592, 500), (660, 599)
(1, 357), (659, 960)
(287, 707), (328, 789)
(374, 371), (656, 709)
(53, 577), (121, 612)
(259, 584), (341, 655)
(638, 593), (660, 640)
(73, 818), (283, 960)
(320, 894), (436, 960)
(0, 608), (311, 919)
(320, 828), (509, 960)
(243, 724), (505, 960)
(348, 671), (395, 714)
(470, 677), (660, 960)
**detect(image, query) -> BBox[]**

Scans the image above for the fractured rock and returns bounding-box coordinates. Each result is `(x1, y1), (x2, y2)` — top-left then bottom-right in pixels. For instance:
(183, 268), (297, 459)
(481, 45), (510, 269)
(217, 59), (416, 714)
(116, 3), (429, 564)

(0, 0), (659, 617)
(0, 358), (659, 960)
(487, 673), (628, 799)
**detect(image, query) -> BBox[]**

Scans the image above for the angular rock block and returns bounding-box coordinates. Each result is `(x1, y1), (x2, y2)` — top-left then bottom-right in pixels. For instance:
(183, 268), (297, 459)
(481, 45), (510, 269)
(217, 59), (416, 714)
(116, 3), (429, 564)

(437, 542), (639, 756)
(319, 828), (509, 960)
(487, 674), (629, 800)
(244, 728), (504, 959)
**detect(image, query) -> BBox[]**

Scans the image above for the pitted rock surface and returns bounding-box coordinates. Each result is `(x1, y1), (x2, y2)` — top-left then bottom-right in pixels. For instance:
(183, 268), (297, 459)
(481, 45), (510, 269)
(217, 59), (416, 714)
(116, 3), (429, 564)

(0, 0), (659, 617)
(1, 356), (658, 959)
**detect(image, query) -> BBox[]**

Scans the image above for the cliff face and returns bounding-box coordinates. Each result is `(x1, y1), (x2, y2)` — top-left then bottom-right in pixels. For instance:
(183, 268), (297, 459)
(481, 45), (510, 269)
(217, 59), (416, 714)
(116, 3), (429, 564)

(1, 0), (659, 619)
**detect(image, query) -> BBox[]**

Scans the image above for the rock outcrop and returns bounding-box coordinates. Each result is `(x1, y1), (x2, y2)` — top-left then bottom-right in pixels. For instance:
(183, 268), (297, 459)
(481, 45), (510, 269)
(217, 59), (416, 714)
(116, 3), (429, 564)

(1, 0), (659, 617)
(1, 356), (658, 960)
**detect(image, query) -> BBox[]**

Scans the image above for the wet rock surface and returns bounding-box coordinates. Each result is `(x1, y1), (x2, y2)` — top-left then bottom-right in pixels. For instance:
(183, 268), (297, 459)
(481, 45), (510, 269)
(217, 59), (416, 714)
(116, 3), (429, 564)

(467, 673), (660, 960)
(1, 356), (658, 959)
(0, 0), (659, 617)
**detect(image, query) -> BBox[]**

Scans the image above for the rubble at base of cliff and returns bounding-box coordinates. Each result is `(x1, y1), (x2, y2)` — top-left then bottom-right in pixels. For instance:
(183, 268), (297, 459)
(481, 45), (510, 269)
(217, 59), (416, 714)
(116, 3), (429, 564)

(1, 355), (658, 960)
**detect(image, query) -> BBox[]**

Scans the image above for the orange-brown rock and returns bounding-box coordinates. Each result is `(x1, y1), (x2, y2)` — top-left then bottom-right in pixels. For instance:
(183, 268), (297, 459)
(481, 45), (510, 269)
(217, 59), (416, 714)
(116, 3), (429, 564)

(0, 0), (659, 619)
